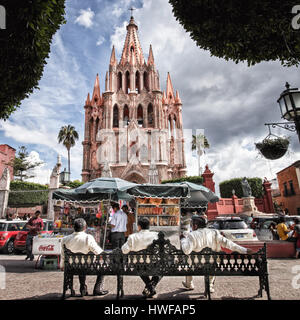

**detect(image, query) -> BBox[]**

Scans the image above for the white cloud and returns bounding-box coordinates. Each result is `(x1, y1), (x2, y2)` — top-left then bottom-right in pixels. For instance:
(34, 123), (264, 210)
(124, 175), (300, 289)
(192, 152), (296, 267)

(96, 35), (105, 46)
(75, 8), (95, 28)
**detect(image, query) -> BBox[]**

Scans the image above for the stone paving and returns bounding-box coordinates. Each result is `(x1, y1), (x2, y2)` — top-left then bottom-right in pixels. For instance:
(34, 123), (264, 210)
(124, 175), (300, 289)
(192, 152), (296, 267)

(0, 254), (300, 300)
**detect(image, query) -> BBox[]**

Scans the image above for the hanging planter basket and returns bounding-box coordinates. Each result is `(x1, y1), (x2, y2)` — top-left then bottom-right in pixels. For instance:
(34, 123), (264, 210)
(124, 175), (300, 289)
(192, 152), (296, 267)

(255, 135), (290, 160)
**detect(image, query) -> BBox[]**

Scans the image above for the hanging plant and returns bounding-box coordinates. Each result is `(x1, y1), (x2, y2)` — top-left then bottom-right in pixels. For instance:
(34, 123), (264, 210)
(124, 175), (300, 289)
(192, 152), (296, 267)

(255, 135), (290, 160)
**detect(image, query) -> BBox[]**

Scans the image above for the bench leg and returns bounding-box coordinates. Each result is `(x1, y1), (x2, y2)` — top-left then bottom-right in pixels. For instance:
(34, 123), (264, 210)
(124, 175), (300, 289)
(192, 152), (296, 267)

(116, 275), (124, 300)
(204, 275), (211, 300)
(62, 273), (75, 299)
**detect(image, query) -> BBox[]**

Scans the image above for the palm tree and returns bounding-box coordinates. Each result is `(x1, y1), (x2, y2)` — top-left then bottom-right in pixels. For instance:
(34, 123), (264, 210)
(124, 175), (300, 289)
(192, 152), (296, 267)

(192, 134), (210, 176)
(57, 125), (79, 177)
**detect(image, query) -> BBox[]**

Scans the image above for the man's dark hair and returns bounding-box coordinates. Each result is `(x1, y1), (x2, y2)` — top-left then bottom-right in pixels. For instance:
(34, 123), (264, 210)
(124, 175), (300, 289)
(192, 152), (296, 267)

(122, 205), (129, 211)
(192, 215), (207, 229)
(35, 210), (41, 216)
(138, 217), (150, 230)
(74, 218), (87, 232)
(112, 203), (120, 210)
(279, 216), (286, 223)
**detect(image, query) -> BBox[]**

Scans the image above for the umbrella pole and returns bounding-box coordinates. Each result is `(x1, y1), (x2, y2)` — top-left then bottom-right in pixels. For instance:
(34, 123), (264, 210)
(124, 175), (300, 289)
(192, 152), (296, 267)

(102, 194), (111, 250)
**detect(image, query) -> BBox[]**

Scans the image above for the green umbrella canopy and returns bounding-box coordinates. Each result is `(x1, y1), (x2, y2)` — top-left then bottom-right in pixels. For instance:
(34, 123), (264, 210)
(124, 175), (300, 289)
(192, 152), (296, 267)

(127, 183), (190, 199)
(52, 177), (137, 202)
(74, 177), (138, 194)
(170, 181), (219, 204)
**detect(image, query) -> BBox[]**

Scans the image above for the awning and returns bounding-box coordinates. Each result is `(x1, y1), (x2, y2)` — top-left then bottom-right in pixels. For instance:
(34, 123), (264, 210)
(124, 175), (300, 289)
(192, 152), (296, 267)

(127, 183), (190, 199)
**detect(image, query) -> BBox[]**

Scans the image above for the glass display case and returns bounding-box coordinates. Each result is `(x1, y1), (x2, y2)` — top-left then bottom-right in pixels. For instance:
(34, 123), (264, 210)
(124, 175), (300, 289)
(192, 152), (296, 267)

(136, 198), (181, 231)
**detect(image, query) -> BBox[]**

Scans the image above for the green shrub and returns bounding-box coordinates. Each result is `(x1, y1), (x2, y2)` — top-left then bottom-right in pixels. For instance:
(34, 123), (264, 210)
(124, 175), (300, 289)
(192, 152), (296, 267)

(9, 181), (49, 207)
(66, 180), (84, 189)
(219, 177), (264, 198)
(10, 181), (48, 191)
(8, 190), (49, 207)
(161, 176), (203, 185)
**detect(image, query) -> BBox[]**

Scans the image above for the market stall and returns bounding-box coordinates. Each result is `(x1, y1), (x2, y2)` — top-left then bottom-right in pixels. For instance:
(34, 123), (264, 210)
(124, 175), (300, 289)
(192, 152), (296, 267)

(52, 177), (137, 249)
(127, 183), (190, 248)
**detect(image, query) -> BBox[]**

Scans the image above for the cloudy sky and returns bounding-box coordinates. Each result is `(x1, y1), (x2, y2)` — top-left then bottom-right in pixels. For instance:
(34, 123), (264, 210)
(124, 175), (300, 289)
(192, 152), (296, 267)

(0, 0), (299, 195)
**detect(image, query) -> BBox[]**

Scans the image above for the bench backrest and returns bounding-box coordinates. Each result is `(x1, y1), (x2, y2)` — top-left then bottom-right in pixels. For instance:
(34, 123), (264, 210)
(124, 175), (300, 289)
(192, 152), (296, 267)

(64, 232), (267, 276)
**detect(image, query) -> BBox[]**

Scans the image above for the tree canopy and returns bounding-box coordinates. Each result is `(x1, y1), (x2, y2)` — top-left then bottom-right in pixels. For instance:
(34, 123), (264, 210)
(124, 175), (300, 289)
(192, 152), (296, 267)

(0, 0), (66, 120)
(169, 0), (300, 67)
(8, 146), (44, 181)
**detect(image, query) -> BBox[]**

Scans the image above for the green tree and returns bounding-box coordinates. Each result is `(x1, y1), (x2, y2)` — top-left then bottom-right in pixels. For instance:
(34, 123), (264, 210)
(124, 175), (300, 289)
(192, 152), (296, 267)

(169, 0), (300, 67)
(9, 146), (44, 181)
(57, 125), (79, 177)
(191, 134), (210, 176)
(0, 0), (66, 120)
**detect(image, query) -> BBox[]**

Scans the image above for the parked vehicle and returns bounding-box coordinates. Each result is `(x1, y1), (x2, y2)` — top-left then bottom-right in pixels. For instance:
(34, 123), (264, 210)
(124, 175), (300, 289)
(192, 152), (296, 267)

(14, 220), (55, 253)
(207, 217), (258, 242)
(0, 220), (27, 254)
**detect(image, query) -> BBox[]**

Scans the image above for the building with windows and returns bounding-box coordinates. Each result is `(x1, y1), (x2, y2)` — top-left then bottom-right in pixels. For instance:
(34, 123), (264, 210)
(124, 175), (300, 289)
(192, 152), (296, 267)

(0, 144), (15, 180)
(273, 160), (300, 215)
(81, 15), (187, 183)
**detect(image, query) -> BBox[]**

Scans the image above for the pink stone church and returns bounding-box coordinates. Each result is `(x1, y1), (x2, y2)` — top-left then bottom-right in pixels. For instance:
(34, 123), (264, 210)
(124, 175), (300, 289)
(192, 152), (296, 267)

(81, 15), (187, 183)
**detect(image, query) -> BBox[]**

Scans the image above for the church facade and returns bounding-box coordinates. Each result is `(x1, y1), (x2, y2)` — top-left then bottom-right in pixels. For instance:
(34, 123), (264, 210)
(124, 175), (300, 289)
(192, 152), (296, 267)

(81, 16), (187, 183)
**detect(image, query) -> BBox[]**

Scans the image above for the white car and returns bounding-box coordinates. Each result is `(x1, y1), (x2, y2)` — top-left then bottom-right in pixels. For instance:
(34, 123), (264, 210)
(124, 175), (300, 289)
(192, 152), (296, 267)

(208, 217), (258, 242)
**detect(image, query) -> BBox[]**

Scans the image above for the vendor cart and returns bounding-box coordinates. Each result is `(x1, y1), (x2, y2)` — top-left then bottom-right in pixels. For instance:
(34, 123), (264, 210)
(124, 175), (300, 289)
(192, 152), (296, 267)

(127, 183), (190, 248)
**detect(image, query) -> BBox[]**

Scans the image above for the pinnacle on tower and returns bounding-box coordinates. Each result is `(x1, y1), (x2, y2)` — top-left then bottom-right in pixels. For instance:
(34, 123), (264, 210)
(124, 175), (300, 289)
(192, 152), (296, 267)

(166, 72), (175, 101)
(110, 45), (117, 66)
(85, 92), (91, 106)
(92, 73), (101, 103)
(175, 90), (182, 104)
(147, 44), (155, 66)
(120, 16), (144, 65)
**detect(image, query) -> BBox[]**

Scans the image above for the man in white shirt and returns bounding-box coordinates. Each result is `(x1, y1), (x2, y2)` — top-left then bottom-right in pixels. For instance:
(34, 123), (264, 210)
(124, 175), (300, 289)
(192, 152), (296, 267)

(60, 218), (109, 297)
(122, 217), (161, 298)
(180, 215), (253, 294)
(110, 203), (127, 249)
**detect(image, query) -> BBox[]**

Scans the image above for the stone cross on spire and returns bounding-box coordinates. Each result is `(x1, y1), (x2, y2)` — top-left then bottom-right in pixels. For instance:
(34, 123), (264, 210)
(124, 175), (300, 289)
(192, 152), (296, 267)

(129, 7), (136, 18)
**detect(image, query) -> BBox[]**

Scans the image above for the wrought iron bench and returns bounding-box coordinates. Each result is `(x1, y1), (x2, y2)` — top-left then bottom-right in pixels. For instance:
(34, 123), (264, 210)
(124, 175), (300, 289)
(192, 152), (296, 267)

(62, 232), (271, 300)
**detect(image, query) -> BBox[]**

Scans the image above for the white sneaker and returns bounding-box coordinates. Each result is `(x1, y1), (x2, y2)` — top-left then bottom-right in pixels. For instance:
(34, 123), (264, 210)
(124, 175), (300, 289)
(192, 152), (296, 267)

(209, 285), (215, 293)
(182, 281), (194, 290)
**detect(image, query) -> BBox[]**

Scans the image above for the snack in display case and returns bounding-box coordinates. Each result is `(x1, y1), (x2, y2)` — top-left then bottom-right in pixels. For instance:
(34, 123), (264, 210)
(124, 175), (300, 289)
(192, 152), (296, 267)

(149, 217), (158, 226)
(163, 198), (179, 205)
(137, 197), (149, 204)
(148, 198), (162, 206)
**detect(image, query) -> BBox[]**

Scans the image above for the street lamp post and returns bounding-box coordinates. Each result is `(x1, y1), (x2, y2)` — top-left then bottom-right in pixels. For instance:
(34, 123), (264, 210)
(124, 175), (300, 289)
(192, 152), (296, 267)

(265, 82), (300, 142)
(60, 168), (70, 186)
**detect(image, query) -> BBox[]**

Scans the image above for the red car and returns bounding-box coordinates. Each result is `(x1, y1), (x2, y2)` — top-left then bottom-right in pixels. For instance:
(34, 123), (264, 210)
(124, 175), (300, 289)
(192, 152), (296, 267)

(0, 220), (27, 254)
(14, 219), (55, 253)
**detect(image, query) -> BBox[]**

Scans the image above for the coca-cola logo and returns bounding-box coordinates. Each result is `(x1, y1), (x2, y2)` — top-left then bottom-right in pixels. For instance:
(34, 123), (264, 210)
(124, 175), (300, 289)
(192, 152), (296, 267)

(38, 245), (54, 251)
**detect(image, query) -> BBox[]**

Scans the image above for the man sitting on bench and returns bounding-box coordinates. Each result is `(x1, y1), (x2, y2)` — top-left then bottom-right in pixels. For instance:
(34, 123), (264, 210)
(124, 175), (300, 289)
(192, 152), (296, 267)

(121, 217), (161, 298)
(60, 218), (109, 297)
(180, 215), (253, 294)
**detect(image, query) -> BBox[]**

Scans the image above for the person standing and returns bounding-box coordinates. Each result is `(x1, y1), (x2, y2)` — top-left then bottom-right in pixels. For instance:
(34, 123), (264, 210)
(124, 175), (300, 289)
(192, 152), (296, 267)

(109, 203), (127, 249)
(25, 211), (44, 261)
(122, 217), (161, 298)
(180, 215), (253, 294)
(277, 216), (293, 241)
(60, 218), (109, 296)
(123, 205), (135, 240)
